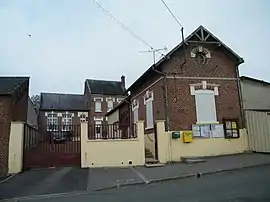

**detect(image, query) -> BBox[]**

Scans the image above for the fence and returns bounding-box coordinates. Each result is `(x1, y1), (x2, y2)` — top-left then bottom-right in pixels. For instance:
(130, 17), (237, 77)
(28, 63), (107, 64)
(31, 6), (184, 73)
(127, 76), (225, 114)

(23, 124), (81, 169)
(88, 123), (137, 140)
(245, 110), (270, 152)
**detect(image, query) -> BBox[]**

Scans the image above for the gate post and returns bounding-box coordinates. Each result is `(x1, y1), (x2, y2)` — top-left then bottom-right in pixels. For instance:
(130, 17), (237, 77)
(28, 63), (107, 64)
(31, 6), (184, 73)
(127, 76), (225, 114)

(81, 122), (88, 168)
(8, 122), (24, 174)
(155, 120), (170, 164)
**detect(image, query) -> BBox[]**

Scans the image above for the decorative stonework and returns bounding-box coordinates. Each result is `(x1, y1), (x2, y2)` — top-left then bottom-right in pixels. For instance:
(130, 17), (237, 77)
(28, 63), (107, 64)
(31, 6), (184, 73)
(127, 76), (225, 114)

(190, 46), (211, 59)
(190, 81), (219, 95)
(144, 90), (154, 105)
(132, 99), (139, 111)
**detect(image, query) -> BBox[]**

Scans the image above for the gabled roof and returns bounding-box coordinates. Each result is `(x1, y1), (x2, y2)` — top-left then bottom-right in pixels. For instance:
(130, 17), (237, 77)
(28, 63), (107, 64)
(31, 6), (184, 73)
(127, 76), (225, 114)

(0, 77), (29, 95)
(40, 93), (87, 111)
(86, 79), (125, 95)
(127, 25), (244, 92)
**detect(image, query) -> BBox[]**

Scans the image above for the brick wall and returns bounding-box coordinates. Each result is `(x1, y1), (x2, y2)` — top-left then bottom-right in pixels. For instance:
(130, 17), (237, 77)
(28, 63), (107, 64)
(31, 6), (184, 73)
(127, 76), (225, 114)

(129, 42), (243, 131)
(0, 96), (12, 175)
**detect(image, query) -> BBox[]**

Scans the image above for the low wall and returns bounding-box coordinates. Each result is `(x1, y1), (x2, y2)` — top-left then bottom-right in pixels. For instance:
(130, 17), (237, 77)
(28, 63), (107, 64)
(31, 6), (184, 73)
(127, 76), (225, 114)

(81, 121), (145, 168)
(8, 122), (24, 174)
(156, 121), (249, 163)
(144, 133), (155, 157)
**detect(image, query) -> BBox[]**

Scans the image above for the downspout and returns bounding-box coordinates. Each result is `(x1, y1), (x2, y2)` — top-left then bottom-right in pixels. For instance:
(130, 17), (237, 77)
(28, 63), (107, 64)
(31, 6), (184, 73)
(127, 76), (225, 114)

(236, 60), (249, 151)
(151, 66), (170, 132)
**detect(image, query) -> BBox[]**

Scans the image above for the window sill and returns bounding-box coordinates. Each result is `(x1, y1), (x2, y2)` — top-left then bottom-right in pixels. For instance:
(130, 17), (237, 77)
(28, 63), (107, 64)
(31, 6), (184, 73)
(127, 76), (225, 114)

(196, 121), (219, 124)
(145, 127), (154, 130)
(95, 111), (102, 113)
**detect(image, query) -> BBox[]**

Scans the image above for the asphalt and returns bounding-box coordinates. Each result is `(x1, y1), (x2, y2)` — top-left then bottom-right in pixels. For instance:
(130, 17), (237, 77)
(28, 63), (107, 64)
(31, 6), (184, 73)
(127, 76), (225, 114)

(1, 153), (270, 200)
(8, 165), (270, 202)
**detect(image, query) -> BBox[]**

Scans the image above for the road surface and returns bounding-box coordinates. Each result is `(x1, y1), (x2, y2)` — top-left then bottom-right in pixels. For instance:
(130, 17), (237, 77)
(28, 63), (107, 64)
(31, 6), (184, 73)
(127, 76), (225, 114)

(5, 165), (270, 202)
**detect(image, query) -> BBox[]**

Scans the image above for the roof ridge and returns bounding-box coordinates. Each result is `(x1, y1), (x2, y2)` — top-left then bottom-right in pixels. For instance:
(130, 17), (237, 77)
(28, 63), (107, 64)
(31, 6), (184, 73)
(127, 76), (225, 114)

(86, 78), (121, 83)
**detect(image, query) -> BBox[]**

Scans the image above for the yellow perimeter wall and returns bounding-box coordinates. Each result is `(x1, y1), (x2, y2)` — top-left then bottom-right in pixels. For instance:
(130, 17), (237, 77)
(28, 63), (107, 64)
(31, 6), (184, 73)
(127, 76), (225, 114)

(156, 121), (249, 163)
(8, 122), (24, 174)
(81, 121), (145, 168)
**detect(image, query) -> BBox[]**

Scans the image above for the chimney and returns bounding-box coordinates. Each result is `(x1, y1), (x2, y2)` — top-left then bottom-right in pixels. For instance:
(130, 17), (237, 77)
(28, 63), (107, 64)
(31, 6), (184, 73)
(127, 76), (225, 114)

(121, 75), (126, 89)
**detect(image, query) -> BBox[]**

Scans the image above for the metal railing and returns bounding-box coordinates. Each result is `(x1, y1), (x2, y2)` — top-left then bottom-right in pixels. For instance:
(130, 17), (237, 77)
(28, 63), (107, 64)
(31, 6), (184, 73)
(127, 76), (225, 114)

(88, 123), (137, 140)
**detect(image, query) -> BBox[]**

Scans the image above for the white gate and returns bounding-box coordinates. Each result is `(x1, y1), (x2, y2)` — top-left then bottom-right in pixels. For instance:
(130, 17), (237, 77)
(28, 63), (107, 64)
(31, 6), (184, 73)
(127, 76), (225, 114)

(245, 110), (270, 152)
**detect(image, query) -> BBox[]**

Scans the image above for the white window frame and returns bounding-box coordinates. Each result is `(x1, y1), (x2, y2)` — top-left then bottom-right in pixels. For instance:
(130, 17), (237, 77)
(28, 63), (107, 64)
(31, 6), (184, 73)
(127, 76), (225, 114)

(94, 117), (103, 138)
(106, 97), (115, 112)
(144, 91), (154, 129)
(78, 112), (88, 123)
(94, 97), (103, 113)
(132, 99), (139, 124)
(194, 89), (217, 123)
(62, 112), (74, 131)
(46, 111), (58, 131)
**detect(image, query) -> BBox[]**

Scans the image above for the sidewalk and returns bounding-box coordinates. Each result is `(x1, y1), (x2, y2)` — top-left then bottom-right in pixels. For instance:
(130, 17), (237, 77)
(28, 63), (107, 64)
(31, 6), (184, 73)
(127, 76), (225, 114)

(1, 153), (270, 201)
(89, 153), (270, 191)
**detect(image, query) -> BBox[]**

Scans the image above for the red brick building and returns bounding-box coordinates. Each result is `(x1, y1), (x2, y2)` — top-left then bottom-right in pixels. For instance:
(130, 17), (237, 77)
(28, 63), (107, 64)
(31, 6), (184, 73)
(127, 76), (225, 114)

(0, 77), (32, 176)
(109, 25), (244, 134)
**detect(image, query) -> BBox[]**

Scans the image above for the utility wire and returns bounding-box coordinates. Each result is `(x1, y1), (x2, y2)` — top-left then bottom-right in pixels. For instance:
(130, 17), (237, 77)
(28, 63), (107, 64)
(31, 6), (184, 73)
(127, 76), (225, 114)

(91, 0), (153, 49)
(91, 0), (167, 58)
(160, 0), (183, 28)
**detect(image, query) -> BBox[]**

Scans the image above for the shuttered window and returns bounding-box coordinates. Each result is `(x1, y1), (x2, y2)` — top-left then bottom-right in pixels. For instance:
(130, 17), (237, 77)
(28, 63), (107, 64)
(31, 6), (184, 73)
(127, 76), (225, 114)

(146, 101), (154, 128)
(195, 90), (217, 123)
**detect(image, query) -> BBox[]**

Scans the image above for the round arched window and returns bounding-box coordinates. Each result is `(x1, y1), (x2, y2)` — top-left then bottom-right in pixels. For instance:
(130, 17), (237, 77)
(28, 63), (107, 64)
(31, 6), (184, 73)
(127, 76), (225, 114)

(195, 52), (206, 65)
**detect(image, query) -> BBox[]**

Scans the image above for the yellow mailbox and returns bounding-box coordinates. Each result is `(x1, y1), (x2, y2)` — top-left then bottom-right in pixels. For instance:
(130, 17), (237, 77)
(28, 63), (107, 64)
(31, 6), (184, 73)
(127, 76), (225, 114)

(183, 131), (193, 143)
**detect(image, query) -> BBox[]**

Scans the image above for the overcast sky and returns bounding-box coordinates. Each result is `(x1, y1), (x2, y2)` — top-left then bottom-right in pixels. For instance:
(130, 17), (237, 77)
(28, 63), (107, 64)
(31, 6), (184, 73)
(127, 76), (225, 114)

(0, 0), (269, 95)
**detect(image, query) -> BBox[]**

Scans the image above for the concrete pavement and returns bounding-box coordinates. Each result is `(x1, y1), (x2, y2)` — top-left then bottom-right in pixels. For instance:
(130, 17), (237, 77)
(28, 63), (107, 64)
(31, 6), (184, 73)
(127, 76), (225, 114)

(1, 153), (270, 200)
(5, 165), (270, 202)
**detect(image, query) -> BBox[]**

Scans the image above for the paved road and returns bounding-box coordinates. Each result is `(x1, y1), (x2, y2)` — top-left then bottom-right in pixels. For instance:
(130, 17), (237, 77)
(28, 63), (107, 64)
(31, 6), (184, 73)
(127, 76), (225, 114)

(8, 165), (270, 202)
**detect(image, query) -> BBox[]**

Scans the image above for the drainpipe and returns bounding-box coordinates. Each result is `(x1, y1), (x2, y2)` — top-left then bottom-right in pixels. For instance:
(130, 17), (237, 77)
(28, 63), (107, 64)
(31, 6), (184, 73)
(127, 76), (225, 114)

(151, 66), (170, 132)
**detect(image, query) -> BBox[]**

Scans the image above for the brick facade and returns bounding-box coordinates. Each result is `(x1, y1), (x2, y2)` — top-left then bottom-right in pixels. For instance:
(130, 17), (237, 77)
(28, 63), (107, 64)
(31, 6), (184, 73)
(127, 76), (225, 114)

(0, 80), (29, 175)
(128, 41), (243, 132)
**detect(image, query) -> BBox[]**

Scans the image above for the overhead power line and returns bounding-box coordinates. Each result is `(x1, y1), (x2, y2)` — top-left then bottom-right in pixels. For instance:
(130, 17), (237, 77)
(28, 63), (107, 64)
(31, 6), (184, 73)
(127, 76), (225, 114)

(160, 0), (183, 28)
(91, 0), (153, 49)
(91, 0), (167, 58)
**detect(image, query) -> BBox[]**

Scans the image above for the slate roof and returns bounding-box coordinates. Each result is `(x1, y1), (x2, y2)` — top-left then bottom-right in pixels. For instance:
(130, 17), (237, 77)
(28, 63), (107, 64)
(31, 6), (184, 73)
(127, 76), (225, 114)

(86, 79), (125, 95)
(40, 93), (87, 111)
(0, 77), (29, 95)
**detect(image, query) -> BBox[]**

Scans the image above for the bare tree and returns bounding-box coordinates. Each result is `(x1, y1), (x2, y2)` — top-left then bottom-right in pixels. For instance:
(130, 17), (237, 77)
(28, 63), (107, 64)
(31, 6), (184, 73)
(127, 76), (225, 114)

(31, 94), (40, 111)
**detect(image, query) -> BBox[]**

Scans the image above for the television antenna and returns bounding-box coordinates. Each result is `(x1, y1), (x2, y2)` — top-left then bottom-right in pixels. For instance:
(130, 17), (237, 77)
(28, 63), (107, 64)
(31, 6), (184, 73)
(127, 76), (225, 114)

(139, 46), (168, 65)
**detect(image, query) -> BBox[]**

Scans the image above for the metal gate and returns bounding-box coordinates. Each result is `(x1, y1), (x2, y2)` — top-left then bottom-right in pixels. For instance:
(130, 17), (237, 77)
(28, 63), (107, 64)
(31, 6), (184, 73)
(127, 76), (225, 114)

(245, 110), (270, 153)
(23, 124), (81, 169)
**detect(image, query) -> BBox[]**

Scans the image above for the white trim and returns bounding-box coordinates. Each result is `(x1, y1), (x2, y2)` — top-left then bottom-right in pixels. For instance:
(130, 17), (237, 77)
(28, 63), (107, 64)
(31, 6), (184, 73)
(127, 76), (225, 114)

(57, 113), (62, 117)
(144, 90), (154, 105)
(190, 81), (219, 96)
(94, 117), (103, 121)
(78, 112), (88, 117)
(167, 76), (236, 80)
(93, 97), (103, 102)
(45, 112), (48, 116)
(117, 98), (124, 103)
(106, 97), (115, 102)
(132, 99), (139, 111)
(190, 46), (211, 59)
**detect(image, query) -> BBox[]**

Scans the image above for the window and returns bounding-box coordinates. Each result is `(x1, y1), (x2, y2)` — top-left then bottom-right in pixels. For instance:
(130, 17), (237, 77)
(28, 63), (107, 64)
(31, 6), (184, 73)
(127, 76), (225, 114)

(146, 101), (153, 128)
(107, 100), (113, 112)
(133, 108), (139, 124)
(62, 112), (73, 131)
(80, 114), (87, 122)
(47, 112), (58, 131)
(95, 121), (102, 138)
(95, 101), (102, 112)
(195, 90), (217, 123)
